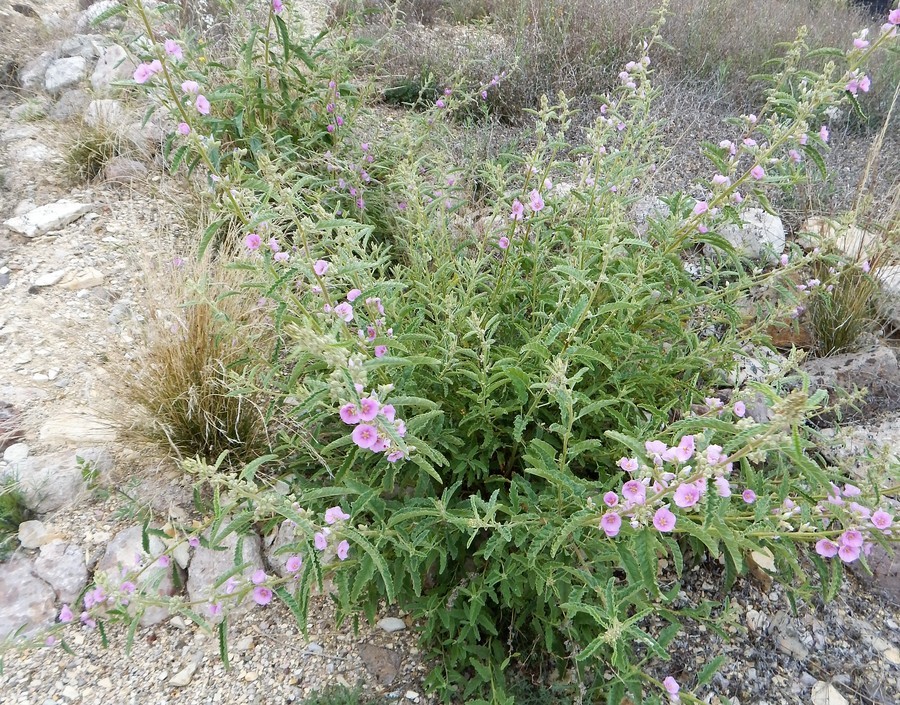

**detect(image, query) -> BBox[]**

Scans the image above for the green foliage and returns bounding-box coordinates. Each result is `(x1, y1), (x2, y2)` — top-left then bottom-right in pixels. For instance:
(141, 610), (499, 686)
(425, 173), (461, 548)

(0, 479), (32, 561)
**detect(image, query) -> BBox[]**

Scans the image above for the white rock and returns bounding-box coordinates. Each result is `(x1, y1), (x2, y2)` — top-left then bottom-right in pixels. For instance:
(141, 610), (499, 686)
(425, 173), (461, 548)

(187, 525), (265, 619)
(4, 200), (92, 238)
(61, 685), (80, 701)
(17, 519), (48, 548)
(811, 681), (847, 705)
(17, 52), (53, 92)
(76, 0), (126, 33)
(44, 57), (87, 95)
(708, 208), (785, 263)
(3, 442), (29, 463)
(0, 558), (56, 639)
(84, 98), (125, 128)
(877, 264), (900, 331)
(33, 270), (67, 287)
(34, 541), (88, 604)
(59, 268), (104, 291)
(91, 45), (134, 95)
(377, 617), (407, 633)
(169, 663), (197, 687)
(1, 450), (87, 513)
(39, 411), (115, 444)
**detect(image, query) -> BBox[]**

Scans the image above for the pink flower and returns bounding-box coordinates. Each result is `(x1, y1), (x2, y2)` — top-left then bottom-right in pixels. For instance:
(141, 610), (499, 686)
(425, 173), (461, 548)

(245, 233), (261, 250)
(386, 450), (405, 463)
(600, 512), (622, 537)
(842, 483), (861, 497)
(750, 165), (765, 180)
(59, 604), (74, 623)
(157, 555), (170, 567)
(663, 676), (680, 696)
(618, 457), (639, 473)
(788, 149), (801, 163)
(653, 506), (676, 532)
(814, 538), (838, 558)
(133, 63), (155, 84)
(510, 199), (525, 220)
(272, 0), (284, 13)
(380, 404), (396, 422)
(645, 440), (667, 464)
(224, 577), (238, 594)
(314, 259), (329, 276)
(733, 401), (746, 417)
(603, 491), (619, 507)
(314, 532), (328, 550)
(358, 397), (380, 421)
(195, 94), (210, 115)
(351, 424), (378, 449)
(340, 403), (360, 424)
(712, 174), (730, 187)
(252, 586), (273, 605)
(274, 251), (289, 263)
(164, 40), (183, 60)
(286, 555), (302, 573)
(732, 191), (743, 204)
(436, 99), (445, 108)
(251, 569), (267, 585)
(890, 8), (900, 25)
(671, 435), (694, 463)
(181, 80), (199, 94)
(375, 345), (388, 357)
(714, 476), (731, 498)
(370, 435), (390, 453)
(498, 236), (510, 249)
(838, 543), (860, 563)
(622, 480), (647, 505)
(189, 537), (200, 548)
(861, 260), (871, 273)
(347, 288), (362, 302)
(819, 125), (829, 143)
(854, 37), (869, 49)
(177, 122), (191, 136)
(673, 483), (701, 508)
(324, 506), (350, 524)
(742, 489), (757, 504)
(693, 200), (709, 215)
(337, 540), (350, 560)
(839, 529), (863, 548)
(334, 302), (354, 322)
(528, 190), (545, 212)
(208, 602), (223, 617)
(872, 509), (893, 531)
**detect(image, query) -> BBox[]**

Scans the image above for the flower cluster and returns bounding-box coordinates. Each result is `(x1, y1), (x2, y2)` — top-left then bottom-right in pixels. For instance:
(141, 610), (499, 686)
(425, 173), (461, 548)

(341, 390), (408, 463)
(814, 484), (893, 563)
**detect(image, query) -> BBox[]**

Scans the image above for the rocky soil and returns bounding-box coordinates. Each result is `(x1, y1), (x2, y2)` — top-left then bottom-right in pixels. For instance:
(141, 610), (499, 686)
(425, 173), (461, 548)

(0, 1), (898, 704)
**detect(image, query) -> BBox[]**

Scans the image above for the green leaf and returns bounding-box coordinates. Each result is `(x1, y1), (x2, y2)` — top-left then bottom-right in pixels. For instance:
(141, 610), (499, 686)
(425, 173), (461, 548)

(341, 527), (395, 602)
(218, 619), (230, 669)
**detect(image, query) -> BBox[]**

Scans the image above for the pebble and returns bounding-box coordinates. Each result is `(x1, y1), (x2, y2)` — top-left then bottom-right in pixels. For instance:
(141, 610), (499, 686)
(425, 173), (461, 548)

(60, 685), (79, 701)
(169, 663), (196, 687)
(811, 681), (848, 705)
(33, 270), (66, 288)
(405, 691), (420, 701)
(18, 519), (48, 548)
(3, 441), (29, 462)
(377, 617), (407, 633)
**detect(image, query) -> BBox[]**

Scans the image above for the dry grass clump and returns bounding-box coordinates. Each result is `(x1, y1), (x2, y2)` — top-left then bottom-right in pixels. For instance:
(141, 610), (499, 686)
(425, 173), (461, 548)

(337, 0), (894, 120)
(63, 121), (136, 183)
(120, 247), (273, 465)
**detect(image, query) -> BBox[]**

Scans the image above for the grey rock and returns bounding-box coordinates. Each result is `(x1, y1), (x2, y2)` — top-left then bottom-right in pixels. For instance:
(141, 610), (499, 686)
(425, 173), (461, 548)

(125, 120), (165, 156)
(50, 89), (91, 122)
(803, 345), (900, 418)
(18, 519), (48, 548)
(56, 34), (104, 61)
(775, 631), (810, 660)
(811, 681), (847, 705)
(34, 541), (88, 604)
(263, 520), (304, 577)
(1, 450), (87, 513)
(44, 57), (87, 96)
(358, 643), (402, 686)
(33, 270), (67, 287)
(169, 663), (196, 687)
(74, 446), (114, 486)
(18, 52), (53, 92)
(705, 207), (785, 263)
(877, 264), (900, 332)
(84, 98), (125, 128)
(3, 441), (29, 462)
(104, 157), (147, 183)
(850, 544), (900, 602)
(0, 559), (57, 639)
(631, 196), (671, 238)
(4, 200), (92, 237)
(76, 0), (125, 33)
(91, 45), (133, 95)
(97, 526), (178, 626)
(187, 524), (264, 617)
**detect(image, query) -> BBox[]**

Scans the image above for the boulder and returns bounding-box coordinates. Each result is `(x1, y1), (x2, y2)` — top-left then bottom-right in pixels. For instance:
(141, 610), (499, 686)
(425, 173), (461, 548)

(801, 216), (879, 262)
(0, 558), (56, 639)
(84, 98), (125, 128)
(17, 520), (48, 549)
(97, 526), (178, 626)
(706, 207), (785, 263)
(34, 541), (89, 604)
(50, 89), (91, 122)
(56, 34), (105, 61)
(76, 0), (126, 33)
(876, 264), (900, 332)
(17, 52), (53, 92)
(91, 45), (134, 95)
(103, 157), (147, 184)
(1, 450), (87, 513)
(3, 200), (92, 237)
(802, 345), (900, 419)
(187, 525), (264, 618)
(44, 57), (87, 95)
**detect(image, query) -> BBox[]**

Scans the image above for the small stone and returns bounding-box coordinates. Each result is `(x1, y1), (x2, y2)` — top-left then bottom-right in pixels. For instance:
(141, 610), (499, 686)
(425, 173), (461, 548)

(84, 99), (125, 128)
(169, 663), (196, 687)
(746, 609), (768, 632)
(169, 616), (187, 629)
(244, 671), (258, 682)
(235, 636), (255, 652)
(103, 157), (147, 184)
(404, 692), (419, 701)
(4, 200), (92, 238)
(776, 632), (810, 660)
(97, 678), (113, 690)
(34, 541), (88, 604)
(13, 353), (32, 365)
(377, 617), (407, 633)
(306, 642), (323, 654)
(32, 374), (50, 382)
(811, 681), (847, 705)
(18, 520), (48, 548)
(60, 685), (80, 701)
(50, 89), (91, 123)
(33, 270), (67, 287)
(3, 442), (29, 462)
(59, 268), (104, 291)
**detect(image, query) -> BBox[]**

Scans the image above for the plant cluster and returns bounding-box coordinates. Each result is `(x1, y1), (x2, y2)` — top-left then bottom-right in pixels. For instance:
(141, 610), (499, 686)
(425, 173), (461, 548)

(8, 2), (899, 704)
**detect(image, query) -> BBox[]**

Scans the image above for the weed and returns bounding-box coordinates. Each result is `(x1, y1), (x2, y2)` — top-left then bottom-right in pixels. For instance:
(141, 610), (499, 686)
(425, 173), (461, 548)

(63, 121), (134, 183)
(0, 479), (33, 561)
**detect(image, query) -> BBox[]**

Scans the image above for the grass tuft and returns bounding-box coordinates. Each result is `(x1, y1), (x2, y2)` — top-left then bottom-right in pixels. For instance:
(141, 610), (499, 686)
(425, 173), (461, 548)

(0, 480), (33, 561)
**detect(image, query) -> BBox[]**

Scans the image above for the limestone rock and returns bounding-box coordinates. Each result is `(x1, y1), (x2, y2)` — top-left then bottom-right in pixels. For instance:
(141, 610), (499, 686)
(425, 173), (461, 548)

(357, 643), (401, 686)
(263, 519), (303, 577)
(3, 442), (29, 463)
(44, 57), (87, 95)
(801, 216), (878, 262)
(84, 98), (125, 128)
(103, 157), (147, 184)
(76, 0), (125, 33)
(18, 52), (53, 92)
(56, 34), (104, 61)
(39, 410), (115, 444)
(376, 617), (407, 633)
(1, 450), (87, 513)
(631, 196), (671, 238)
(707, 207), (785, 263)
(18, 519), (48, 549)
(4, 200), (92, 237)
(50, 89), (91, 122)
(60, 267), (105, 290)
(0, 558), (56, 639)
(91, 45), (133, 95)
(802, 345), (900, 418)
(876, 264), (900, 332)
(10, 99), (50, 122)
(811, 681), (847, 705)
(97, 526), (178, 626)
(187, 526), (264, 617)
(34, 541), (88, 604)
(32, 270), (67, 287)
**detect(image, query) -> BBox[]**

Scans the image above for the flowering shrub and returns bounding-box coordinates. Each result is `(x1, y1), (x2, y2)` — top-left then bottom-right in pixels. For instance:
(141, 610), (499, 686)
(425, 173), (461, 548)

(14, 2), (899, 704)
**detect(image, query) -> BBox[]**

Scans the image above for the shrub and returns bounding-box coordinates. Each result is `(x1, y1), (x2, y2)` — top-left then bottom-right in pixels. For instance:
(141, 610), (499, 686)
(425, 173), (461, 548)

(15, 3), (898, 704)
(0, 480), (33, 561)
